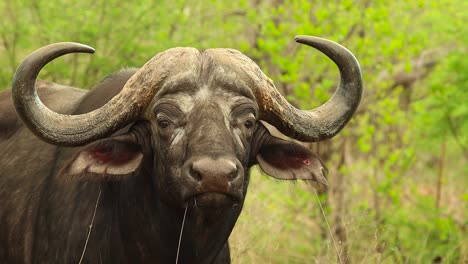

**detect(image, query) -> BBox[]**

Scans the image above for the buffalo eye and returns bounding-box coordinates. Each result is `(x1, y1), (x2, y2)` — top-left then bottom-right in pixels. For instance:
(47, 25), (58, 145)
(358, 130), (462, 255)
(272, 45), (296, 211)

(158, 120), (170, 129)
(244, 120), (253, 129)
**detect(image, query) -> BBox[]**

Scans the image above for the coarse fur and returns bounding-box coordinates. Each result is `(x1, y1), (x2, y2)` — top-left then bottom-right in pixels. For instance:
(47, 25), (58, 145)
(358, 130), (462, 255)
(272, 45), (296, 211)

(0, 50), (328, 263)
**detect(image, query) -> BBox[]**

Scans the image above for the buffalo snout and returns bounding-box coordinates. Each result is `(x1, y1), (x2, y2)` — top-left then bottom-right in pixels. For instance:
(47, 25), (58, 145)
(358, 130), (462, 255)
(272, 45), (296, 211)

(182, 156), (244, 206)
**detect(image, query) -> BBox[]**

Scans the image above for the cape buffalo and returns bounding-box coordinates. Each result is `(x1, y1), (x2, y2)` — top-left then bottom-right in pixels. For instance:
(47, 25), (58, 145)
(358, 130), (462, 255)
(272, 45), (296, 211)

(0, 36), (362, 263)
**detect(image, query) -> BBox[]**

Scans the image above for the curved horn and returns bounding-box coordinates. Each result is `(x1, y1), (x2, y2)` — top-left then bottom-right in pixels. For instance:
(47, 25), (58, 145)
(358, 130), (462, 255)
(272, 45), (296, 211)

(256, 36), (363, 142)
(12, 42), (153, 146)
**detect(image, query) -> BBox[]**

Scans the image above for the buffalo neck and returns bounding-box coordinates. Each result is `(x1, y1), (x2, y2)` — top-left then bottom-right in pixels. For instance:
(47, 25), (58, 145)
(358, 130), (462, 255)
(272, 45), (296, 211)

(108, 170), (243, 263)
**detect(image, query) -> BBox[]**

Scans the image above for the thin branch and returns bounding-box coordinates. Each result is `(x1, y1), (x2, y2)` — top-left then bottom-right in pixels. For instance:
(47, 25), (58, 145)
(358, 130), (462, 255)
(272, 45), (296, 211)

(436, 135), (446, 209)
(78, 188), (102, 264)
(447, 116), (468, 159)
(313, 188), (344, 264)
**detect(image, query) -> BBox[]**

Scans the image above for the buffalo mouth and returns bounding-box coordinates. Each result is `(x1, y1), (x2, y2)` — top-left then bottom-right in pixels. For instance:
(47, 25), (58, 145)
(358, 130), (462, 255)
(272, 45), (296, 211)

(188, 192), (241, 208)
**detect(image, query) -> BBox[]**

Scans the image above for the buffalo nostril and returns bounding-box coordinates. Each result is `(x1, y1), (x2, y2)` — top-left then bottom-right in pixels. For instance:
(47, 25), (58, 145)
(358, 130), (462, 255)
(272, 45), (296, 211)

(189, 157), (241, 183)
(189, 164), (202, 181)
(227, 167), (239, 181)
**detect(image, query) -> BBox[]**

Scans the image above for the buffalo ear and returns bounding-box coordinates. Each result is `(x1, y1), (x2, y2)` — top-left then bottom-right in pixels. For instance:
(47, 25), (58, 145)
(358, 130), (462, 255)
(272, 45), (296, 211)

(255, 136), (328, 187)
(59, 135), (143, 181)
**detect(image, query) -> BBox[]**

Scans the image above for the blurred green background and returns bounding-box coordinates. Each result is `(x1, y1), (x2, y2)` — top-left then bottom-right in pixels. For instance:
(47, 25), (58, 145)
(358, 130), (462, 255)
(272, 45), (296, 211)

(1, 0), (466, 263)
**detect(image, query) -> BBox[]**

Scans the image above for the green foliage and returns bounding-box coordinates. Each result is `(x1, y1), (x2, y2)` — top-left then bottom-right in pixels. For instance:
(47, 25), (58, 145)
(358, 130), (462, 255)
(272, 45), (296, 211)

(0, 0), (247, 88)
(380, 195), (465, 263)
(412, 51), (468, 152)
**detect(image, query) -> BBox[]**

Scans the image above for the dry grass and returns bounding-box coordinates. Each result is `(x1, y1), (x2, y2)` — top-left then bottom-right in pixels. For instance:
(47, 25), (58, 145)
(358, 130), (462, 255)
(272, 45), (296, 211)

(229, 161), (467, 263)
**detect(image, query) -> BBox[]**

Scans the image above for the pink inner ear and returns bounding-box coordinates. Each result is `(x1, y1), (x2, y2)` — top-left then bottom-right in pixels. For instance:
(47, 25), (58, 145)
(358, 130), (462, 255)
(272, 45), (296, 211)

(264, 152), (311, 170)
(93, 150), (113, 163)
(283, 156), (312, 169)
(90, 145), (138, 165)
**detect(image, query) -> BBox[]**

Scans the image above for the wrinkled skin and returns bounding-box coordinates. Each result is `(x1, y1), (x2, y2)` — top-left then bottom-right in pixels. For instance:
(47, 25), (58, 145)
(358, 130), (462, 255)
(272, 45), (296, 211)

(0, 65), (327, 263)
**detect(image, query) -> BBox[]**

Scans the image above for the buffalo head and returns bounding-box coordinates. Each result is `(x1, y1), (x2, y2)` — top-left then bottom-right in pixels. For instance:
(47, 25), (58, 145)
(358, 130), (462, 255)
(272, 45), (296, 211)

(12, 36), (361, 210)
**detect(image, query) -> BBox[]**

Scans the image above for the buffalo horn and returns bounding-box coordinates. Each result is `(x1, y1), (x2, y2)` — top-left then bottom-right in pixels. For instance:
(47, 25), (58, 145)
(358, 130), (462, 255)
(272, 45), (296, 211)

(12, 42), (152, 146)
(256, 36), (363, 141)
